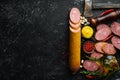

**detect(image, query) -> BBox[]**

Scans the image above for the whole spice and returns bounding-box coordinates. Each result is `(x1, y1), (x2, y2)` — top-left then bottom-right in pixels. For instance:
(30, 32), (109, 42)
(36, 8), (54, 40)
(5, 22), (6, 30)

(80, 16), (90, 25)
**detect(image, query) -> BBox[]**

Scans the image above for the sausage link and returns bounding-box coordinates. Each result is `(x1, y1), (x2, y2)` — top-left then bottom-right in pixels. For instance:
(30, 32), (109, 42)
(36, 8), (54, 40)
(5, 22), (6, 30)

(69, 7), (81, 74)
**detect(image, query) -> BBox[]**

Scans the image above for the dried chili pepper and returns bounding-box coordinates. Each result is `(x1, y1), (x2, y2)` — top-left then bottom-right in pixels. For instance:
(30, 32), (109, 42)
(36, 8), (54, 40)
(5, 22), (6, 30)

(99, 9), (114, 17)
(103, 34), (113, 42)
(86, 75), (97, 79)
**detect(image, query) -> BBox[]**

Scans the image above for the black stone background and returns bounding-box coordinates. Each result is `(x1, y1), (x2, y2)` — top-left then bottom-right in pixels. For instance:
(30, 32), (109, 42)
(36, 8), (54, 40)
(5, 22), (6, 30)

(0, 0), (120, 80)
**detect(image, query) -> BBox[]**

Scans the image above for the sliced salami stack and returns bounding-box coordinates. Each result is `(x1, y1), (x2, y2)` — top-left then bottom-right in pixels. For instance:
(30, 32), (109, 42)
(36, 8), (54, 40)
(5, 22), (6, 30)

(69, 8), (81, 29)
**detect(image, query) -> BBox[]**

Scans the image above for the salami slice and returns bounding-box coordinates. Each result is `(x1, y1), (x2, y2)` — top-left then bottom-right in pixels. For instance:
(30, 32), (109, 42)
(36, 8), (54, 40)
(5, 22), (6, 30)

(69, 20), (80, 29)
(111, 36), (120, 50)
(111, 22), (120, 37)
(90, 51), (103, 59)
(95, 26), (111, 41)
(97, 24), (110, 31)
(70, 8), (81, 24)
(83, 60), (99, 71)
(102, 43), (116, 55)
(95, 42), (107, 53)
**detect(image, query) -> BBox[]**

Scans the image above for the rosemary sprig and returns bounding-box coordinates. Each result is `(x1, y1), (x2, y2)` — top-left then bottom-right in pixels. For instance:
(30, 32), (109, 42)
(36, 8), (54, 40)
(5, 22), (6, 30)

(85, 55), (101, 62)
(80, 70), (105, 77)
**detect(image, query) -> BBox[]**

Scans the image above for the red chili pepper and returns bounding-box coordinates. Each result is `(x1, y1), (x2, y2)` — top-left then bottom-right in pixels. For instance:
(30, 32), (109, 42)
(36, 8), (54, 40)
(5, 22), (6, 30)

(99, 9), (114, 17)
(103, 34), (114, 42)
(86, 75), (97, 79)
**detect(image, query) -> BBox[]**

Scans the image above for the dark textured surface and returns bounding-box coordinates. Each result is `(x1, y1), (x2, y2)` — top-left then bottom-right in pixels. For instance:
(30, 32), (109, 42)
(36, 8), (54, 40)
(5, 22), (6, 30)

(0, 0), (120, 80)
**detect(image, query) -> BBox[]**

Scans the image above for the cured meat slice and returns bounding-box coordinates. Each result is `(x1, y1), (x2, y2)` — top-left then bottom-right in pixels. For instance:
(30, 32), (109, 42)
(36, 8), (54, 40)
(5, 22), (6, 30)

(95, 27), (111, 41)
(111, 36), (120, 50)
(97, 24), (110, 31)
(111, 22), (120, 37)
(90, 51), (103, 59)
(102, 43), (116, 55)
(95, 42), (107, 53)
(70, 8), (81, 24)
(83, 60), (99, 71)
(69, 20), (80, 29)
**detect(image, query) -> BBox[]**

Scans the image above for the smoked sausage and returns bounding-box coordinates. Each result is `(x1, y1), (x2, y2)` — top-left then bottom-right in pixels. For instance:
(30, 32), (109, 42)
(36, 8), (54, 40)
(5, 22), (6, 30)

(69, 7), (81, 74)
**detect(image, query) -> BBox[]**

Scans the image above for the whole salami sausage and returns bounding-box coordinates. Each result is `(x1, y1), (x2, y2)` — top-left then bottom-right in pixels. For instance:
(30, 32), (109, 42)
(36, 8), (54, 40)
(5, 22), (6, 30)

(111, 36), (120, 50)
(83, 60), (99, 71)
(69, 7), (81, 74)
